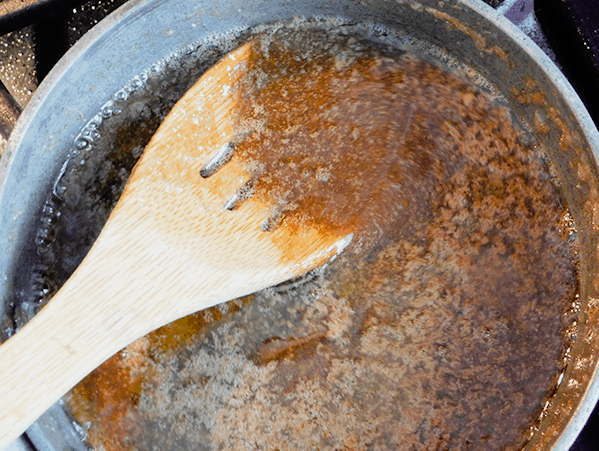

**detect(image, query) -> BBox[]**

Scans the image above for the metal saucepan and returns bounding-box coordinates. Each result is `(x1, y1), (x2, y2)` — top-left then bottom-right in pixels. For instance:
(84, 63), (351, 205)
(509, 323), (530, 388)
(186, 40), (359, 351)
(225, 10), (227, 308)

(1, 0), (599, 449)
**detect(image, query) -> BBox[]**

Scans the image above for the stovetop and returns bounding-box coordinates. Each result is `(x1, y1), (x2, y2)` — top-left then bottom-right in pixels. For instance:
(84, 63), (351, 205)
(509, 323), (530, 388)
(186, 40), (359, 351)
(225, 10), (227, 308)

(0, 0), (597, 449)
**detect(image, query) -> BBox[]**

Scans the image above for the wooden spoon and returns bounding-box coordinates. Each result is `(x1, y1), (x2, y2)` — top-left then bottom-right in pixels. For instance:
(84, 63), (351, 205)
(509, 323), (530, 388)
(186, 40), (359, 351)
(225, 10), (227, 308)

(0, 40), (352, 446)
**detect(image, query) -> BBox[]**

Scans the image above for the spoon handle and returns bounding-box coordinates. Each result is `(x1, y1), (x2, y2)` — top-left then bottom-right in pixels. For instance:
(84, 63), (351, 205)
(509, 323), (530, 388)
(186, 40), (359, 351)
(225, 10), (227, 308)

(0, 222), (166, 446)
(0, 209), (247, 445)
(0, 200), (348, 447)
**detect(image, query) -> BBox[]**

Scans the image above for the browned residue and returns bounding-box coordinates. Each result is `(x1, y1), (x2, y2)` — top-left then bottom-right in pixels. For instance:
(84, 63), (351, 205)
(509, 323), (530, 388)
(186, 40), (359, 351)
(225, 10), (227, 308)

(534, 110), (552, 135)
(64, 340), (150, 448)
(505, 72), (599, 451)
(488, 44), (509, 61)
(411, 2), (509, 61)
(511, 77), (577, 150)
(426, 7), (487, 50)
(256, 331), (327, 364)
(64, 27), (577, 451)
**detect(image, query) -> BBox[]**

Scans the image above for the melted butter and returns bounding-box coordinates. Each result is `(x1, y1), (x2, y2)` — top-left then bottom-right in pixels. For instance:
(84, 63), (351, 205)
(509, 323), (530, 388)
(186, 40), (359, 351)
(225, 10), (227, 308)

(53, 24), (578, 451)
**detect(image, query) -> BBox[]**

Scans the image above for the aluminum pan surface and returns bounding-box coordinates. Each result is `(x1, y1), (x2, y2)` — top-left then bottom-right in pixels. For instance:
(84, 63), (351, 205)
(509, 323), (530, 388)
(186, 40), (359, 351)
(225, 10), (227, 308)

(0, 0), (598, 449)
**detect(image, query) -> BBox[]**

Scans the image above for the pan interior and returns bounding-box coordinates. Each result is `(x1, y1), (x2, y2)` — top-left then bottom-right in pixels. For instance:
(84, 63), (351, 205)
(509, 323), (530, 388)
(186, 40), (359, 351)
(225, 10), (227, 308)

(0, 12), (586, 451)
